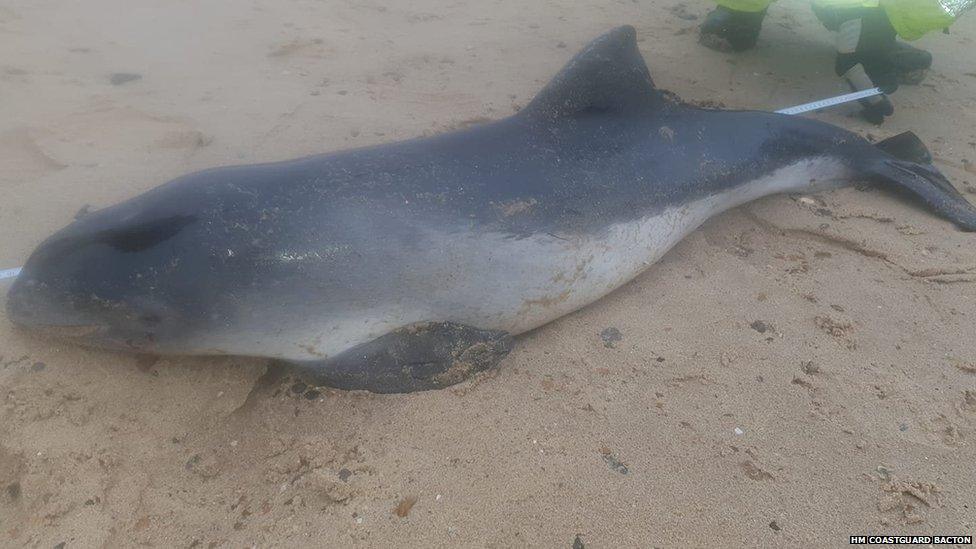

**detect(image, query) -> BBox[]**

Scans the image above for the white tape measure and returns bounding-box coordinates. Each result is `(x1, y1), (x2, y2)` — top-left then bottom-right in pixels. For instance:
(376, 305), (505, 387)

(0, 267), (22, 281)
(775, 87), (884, 115)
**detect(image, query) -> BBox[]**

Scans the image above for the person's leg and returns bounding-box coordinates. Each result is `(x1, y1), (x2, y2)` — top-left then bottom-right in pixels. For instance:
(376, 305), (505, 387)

(699, 0), (774, 52)
(813, 2), (932, 87)
(833, 7), (899, 123)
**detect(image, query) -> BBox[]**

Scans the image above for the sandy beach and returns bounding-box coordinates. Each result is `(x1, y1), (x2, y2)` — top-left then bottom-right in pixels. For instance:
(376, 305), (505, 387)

(1, 0), (975, 546)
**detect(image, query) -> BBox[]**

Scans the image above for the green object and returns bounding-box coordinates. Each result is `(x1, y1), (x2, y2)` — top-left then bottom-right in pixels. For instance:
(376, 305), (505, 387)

(881, 0), (962, 40)
(812, 0), (879, 7)
(715, 0), (774, 12)
(713, 0), (972, 38)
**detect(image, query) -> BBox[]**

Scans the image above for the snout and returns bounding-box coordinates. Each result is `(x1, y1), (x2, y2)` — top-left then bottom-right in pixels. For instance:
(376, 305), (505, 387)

(6, 270), (173, 353)
(6, 275), (44, 327)
(6, 277), (153, 354)
(5, 274), (97, 331)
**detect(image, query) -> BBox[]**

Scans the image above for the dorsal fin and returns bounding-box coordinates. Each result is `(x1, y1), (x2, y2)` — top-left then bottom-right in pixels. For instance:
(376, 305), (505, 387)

(522, 26), (659, 121)
(875, 131), (933, 164)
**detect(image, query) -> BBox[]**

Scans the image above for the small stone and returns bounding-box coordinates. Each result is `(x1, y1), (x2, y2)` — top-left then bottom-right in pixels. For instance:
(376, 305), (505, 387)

(600, 450), (629, 475)
(304, 389), (321, 400)
(303, 469), (354, 504)
(599, 327), (622, 348)
(338, 468), (352, 482)
(769, 520), (781, 532)
(290, 382), (307, 394)
(394, 496), (417, 517)
(109, 72), (141, 85)
(750, 320), (772, 334)
(733, 427), (745, 436)
(573, 534), (585, 549)
(6, 482), (20, 500)
(800, 361), (819, 375)
(30, 362), (46, 372)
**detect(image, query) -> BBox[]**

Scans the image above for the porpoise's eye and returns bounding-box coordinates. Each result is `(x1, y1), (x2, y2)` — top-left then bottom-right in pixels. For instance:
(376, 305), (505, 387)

(100, 215), (196, 253)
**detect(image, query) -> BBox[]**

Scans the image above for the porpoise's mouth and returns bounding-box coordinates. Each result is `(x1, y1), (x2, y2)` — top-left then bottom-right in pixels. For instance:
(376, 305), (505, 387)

(6, 278), (163, 352)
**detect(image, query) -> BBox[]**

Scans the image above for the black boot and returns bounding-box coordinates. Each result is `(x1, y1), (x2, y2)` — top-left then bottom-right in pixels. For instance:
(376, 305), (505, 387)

(699, 6), (767, 52)
(887, 41), (932, 84)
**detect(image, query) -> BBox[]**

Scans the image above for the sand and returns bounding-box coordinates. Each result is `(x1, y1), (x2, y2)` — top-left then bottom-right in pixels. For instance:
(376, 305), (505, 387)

(1, 0), (975, 546)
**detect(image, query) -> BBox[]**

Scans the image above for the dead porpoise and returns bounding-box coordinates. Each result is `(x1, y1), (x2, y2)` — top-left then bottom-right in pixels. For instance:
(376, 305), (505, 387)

(6, 27), (976, 393)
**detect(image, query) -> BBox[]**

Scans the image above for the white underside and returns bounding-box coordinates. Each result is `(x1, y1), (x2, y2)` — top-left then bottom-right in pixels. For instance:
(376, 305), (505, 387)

(195, 157), (850, 361)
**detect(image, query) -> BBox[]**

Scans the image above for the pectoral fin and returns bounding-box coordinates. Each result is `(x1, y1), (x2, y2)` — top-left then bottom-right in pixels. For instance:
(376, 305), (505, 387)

(289, 322), (514, 394)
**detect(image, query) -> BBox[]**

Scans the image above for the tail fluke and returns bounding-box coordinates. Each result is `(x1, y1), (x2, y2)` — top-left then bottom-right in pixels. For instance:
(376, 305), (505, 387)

(868, 158), (976, 232)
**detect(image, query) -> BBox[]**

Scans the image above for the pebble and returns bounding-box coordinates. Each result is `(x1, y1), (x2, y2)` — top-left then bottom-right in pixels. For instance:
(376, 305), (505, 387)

(109, 72), (142, 85)
(800, 361), (820, 375)
(750, 320), (772, 334)
(600, 449), (629, 475)
(599, 327), (623, 348)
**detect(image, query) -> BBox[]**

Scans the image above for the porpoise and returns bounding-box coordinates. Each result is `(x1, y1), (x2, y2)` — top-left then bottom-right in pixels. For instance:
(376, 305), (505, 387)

(6, 26), (975, 392)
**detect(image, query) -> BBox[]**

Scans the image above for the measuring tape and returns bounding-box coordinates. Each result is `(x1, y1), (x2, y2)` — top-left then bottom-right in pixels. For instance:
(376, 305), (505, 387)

(775, 87), (884, 115)
(0, 267), (21, 281)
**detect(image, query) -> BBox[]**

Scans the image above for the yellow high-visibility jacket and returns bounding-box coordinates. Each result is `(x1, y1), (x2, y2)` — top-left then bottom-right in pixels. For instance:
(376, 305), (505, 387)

(714, 0), (973, 39)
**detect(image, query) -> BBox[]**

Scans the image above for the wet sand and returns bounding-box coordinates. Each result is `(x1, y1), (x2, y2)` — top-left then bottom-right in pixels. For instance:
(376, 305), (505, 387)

(1, 0), (975, 546)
